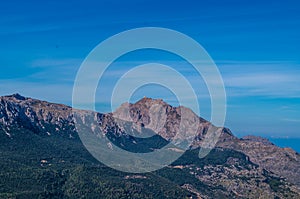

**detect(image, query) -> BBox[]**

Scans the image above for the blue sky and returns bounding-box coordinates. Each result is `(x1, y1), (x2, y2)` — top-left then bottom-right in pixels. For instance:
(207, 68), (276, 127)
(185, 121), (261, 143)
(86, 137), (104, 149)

(0, 0), (300, 138)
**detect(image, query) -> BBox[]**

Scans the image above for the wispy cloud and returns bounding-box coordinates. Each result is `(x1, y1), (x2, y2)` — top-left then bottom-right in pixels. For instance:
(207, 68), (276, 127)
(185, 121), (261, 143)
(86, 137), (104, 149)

(282, 118), (300, 123)
(220, 61), (300, 98)
(31, 58), (82, 68)
(2, 59), (299, 104)
(0, 79), (73, 105)
(27, 58), (81, 84)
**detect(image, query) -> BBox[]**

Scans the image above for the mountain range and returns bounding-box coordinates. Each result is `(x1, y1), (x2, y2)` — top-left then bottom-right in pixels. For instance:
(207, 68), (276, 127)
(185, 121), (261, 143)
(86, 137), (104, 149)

(0, 93), (300, 198)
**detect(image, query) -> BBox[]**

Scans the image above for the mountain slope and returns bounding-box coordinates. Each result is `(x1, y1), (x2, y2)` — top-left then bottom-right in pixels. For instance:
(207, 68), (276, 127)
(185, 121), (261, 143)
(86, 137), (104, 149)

(0, 94), (300, 198)
(217, 135), (300, 187)
(112, 97), (300, 188)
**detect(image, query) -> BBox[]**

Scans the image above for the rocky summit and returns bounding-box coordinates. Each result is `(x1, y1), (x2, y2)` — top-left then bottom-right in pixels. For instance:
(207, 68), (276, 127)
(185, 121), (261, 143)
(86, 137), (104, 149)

(0, 94), (300, 198)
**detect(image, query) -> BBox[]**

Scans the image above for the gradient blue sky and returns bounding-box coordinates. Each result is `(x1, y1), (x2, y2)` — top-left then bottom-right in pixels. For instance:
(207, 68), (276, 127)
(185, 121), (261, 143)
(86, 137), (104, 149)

(0, 0), (300, 138)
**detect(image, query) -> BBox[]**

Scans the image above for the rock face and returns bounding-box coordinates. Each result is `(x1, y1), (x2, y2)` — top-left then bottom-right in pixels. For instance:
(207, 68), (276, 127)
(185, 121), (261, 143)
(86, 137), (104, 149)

(1, 94), (300, 198)
(0, 93), (76, 138)
(113, 97), (232, 149)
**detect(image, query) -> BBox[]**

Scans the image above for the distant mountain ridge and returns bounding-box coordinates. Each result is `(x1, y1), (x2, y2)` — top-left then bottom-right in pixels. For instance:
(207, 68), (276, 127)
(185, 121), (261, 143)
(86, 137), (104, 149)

(0, 93), (300, 198)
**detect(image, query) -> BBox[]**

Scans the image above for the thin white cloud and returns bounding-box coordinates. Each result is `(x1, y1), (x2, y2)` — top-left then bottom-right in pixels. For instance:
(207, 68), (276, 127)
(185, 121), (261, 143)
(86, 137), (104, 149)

(1, 59), (300, 107)
(0, 79), (73, 105)
(219, 61), (300, 98)
(282, 118), (300, 123)
(31, 58), (82, 68)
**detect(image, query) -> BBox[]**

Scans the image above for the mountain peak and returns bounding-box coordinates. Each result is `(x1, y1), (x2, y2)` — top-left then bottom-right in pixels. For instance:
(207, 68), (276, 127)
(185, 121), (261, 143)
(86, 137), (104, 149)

(134, 97), (168, 107)
(4, 93), (27, 101)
